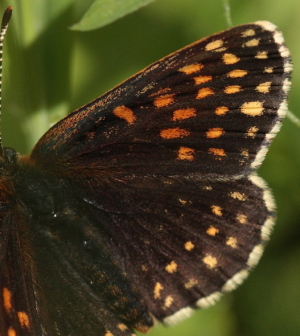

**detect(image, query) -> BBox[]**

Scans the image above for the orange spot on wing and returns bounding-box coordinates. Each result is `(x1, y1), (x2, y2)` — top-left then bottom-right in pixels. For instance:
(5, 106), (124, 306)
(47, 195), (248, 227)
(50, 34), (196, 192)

(215, 106), (229, 115)
(184, 241), (195, 251)
(224, 85), (241, 94)
(113, 106), (136, 124)
(160, 128), (190, 139)
(197, 87), (214, 99)
(18, 311), (30, 329)
(193, 75), (212, 84)
(206, 226), (219, 236)
(227, 69), (247, 78)
(223, 53), (240, 64)
(172, 108), (196, 121)
(154, 282), (163, 299)
(154, 94), (175, 107)
(8, 327), (16, 336)
(203, 254), (218, 268)
(178, 147), (195, 161)
(209, 148), (226, 157)
(3, 288), (12, 314)
(206, 127), (225, 138)
(165, 261), (177, 273)
(179, 63), (203, 74)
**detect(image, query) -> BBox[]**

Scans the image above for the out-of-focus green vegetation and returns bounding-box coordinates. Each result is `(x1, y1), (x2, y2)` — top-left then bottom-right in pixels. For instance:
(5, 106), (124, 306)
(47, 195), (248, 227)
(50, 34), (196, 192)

(2, 1), (299, 335)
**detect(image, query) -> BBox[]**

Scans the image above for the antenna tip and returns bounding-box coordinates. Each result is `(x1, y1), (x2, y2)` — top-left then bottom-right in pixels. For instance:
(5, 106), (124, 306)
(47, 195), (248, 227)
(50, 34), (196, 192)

(2, 7), (13, 27)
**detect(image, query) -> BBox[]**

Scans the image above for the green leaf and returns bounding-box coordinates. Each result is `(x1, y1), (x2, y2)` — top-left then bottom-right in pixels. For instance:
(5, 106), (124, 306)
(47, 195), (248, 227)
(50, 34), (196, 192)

(71, 0), (154, 31)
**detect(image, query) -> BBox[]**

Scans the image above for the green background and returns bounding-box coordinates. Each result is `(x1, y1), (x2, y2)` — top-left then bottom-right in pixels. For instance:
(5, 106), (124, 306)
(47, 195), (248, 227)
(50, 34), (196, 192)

(1, 0), (300, 335)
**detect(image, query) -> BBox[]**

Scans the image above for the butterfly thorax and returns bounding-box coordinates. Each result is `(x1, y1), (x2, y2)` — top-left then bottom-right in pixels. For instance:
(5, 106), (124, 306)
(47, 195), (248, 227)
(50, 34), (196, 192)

(0, 148), (66, 216)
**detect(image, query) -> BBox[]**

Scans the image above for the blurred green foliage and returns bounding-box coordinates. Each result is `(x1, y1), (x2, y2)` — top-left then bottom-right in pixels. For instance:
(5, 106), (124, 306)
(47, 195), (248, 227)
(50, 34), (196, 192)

(1, 0), (299, 335)
(71, 0), (154, 31)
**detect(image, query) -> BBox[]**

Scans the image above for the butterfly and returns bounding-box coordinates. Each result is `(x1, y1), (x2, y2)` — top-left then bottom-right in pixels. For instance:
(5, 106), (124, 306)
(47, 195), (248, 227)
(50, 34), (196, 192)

(0, 6), (292, 336)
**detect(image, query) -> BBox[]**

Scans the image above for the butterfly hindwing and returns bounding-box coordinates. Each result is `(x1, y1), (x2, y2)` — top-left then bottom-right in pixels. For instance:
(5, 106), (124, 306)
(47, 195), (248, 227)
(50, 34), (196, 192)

(64, 173), (275, 322)
(0, 211), (42, 336)
(3, 171), (274, 335)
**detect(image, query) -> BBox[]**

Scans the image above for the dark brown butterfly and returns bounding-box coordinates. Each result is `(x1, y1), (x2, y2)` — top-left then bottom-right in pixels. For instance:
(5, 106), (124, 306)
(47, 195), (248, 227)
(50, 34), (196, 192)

(0, 7), (292, 336)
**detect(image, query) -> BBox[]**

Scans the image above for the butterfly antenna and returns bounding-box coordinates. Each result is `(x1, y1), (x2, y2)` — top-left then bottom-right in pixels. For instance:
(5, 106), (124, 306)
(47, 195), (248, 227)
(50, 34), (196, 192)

(0, 7), (12, 158)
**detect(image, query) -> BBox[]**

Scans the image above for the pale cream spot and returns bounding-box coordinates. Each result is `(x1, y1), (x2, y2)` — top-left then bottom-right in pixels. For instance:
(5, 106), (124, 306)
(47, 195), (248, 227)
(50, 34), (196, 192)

(256, 81), (271, 93)
(184, 278), (198, 289)
(160, 127), (190, 139)
(226, 237), (238, 248)
(196, 87), (214, 99)
(279, 45), (291, 58)
(154, 94), (175, 107)
(256, 51), (268, 59)
(264, 67), (273, 73)
(118, 324), (128, 331)
(237, 213), (247, 224)
(179, 63), (203, 74)
(164, 296), (174, 308)
(184, 241), (195, 251)
(224, 85), (241, 94)
(172, 108), (196, 121)
(222, 53), (240, 64)
(247, 126), (259, 138)
(193, 75), (212, 84)
(241, 149), (249, 157)
(154, 282), (163, 299)
(113, 106), (136, 124)
(243, 38), (260, 47)
(18, 311), (30, 329)
(227, 69), (248, 78)
(205, 39), (224, 51)
(105, 332), (114, 336)
(179, 198), (187, 204)
(206, 127), (225, 138)
(209, 148), (226, 157)
(215, 106), (229, 115)
(230, 192), (247, 201)
(211, 205), (223, 216)
(241, 101), (264, 116)
(141, 265), (147, 271)
(165, 261), (178, 273)
(3, 288), (12, 314)
(197, 292), (222, 309)
(203, 254), (218, 269)
(204, 185), (212, 190)
(242, 29), (255, 37)
(178, 147), (195, 161)
(206, 226), (219, 236)
(8, 328), (16, 336)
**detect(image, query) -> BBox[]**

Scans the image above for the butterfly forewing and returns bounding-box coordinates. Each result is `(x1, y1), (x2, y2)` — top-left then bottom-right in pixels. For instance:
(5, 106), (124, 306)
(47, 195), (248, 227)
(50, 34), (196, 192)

(0, 20), (291, 336)
(31, 22), (290, 179)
